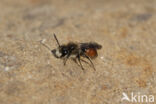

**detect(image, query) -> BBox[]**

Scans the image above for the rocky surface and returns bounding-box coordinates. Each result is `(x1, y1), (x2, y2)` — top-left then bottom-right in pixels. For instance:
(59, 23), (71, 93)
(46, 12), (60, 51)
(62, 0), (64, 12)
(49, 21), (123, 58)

(0, 0), (155, 104)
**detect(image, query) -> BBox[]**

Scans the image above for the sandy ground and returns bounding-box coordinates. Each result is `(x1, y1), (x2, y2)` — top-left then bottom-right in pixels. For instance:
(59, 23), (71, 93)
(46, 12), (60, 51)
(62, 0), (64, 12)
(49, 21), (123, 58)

(0, 0), (156, 104)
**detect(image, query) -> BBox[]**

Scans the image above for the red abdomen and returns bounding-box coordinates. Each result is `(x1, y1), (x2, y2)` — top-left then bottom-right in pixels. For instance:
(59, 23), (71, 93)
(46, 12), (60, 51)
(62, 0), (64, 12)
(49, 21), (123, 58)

(85, 48), (98, 59)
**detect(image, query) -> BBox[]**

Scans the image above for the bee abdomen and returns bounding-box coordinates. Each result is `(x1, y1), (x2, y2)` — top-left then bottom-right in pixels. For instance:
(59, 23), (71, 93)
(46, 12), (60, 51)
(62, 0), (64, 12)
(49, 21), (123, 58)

(85, 48), (98, 58)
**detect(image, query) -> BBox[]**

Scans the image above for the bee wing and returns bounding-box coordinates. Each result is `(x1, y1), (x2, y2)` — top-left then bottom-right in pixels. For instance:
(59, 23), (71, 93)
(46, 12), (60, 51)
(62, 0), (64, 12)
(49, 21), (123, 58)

(80, 42), (102, 49)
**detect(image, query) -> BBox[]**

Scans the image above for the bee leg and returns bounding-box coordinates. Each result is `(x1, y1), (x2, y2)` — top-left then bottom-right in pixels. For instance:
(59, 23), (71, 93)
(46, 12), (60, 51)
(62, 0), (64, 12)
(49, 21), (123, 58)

(72, 58), (89, 65)
(63, 58), (68, 65)
(77, 55), (85, 70)
(81, 59), (90, 65)
(63, 54), (71, 65)
(84, 55), (96, 71)
(72, 58), (78, 64)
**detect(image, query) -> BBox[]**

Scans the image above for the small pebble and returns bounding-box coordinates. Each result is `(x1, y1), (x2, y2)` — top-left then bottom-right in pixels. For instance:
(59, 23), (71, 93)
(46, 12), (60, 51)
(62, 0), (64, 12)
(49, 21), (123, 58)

(41, 39), (46, 43)
(4, 66), (10, 71)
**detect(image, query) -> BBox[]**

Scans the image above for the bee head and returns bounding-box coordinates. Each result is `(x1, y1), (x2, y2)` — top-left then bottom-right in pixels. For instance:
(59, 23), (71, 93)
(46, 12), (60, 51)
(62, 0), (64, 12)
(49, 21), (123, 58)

(51, 46), (69, 58)
(51, 34), (69, 58)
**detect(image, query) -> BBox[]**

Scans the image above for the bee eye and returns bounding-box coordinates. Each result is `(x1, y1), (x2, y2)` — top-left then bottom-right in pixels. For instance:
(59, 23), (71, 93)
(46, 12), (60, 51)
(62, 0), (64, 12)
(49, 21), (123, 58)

(63, 50), (68, 54)
(61, 47), (68, 57)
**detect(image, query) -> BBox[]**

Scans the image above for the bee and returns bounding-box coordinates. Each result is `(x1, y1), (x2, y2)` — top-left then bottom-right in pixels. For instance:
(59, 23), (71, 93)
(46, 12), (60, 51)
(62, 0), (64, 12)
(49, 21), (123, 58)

(41, 34), (102, 71)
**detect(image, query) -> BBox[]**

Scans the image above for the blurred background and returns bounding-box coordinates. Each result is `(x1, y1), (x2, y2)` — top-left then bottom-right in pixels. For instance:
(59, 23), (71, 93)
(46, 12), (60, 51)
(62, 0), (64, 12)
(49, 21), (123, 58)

(0, 0), (155, 104)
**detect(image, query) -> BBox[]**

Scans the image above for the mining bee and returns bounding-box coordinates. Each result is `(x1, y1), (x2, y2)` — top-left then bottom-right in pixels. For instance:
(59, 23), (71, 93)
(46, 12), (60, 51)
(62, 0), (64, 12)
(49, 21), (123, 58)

(41, 34), (102, 71)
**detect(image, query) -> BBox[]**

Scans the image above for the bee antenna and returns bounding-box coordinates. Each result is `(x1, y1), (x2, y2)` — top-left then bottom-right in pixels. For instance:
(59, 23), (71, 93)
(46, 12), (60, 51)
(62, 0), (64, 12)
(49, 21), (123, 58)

(40, 40), (51, 51)
(53, 34), (61, 47)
